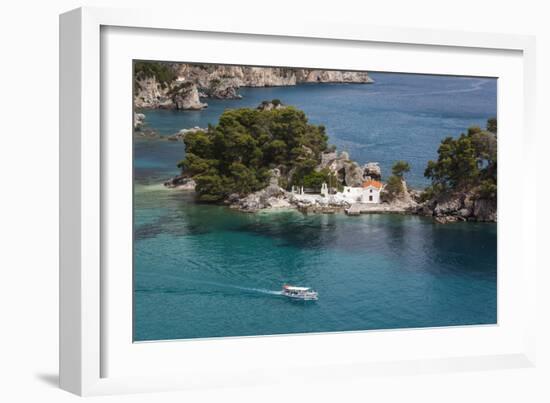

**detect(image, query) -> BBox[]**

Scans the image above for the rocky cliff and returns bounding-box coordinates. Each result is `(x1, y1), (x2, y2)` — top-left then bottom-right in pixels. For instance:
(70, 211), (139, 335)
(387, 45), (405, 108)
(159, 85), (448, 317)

(318, 151), (366, 187)
(134, 63), (373, 109)
(416, 190), (497, 223)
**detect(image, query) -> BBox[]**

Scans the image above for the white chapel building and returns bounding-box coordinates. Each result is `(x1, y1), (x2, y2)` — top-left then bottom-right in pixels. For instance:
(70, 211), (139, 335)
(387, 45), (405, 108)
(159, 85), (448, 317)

(341, 179), (383, 203)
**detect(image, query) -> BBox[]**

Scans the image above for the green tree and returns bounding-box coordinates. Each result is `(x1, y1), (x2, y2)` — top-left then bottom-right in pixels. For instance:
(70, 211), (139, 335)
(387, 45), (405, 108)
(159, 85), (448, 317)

(264, 139), (287, 165)
(423, 118), (497, 201)
(179, 104), (329, 202)
(391, 160), (411, 177)
(384, 175), (404, 197)
(382, 160), (410, 201)
(300, 169), (337, 192)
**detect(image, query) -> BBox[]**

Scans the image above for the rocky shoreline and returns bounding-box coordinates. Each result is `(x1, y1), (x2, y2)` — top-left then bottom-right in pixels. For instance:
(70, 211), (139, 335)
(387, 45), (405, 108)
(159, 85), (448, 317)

(416, 190), (497, 223)
(133, 112), (208, 142)
(161, 168), (496, 224)
(134, 64), (374, 110)
(164, 181), (496, 223)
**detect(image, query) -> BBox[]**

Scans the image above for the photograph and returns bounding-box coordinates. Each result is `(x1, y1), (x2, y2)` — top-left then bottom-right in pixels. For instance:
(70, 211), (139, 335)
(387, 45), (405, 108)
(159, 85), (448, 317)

(4, 0), (547, 400)
(132, 61), (497, 342)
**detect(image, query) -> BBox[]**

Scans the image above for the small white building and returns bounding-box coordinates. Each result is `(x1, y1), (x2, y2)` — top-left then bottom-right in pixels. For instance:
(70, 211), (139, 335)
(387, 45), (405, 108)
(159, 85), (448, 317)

(341, 179), (383, 203)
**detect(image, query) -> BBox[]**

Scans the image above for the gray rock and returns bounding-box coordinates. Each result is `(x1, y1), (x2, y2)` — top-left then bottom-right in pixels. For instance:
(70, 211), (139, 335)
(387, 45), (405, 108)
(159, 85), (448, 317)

(227, 193), (241, 203)
(473, 199), (497, 222)
(434, 216), (458, 224)
(167, 126), (207, 142)
(134, 113), (146, 129)
(164, 175), (196, 190)
(257, 100), (285, 111)
(135, 127), (160, 139)
(230, 184), (290, 212)
(423, 189), (496, 223)
(420, 205), (434, 216)
(344, 162), (364, 187)
(363, 162), (382, 181)
(268, 168), (281, 186)
(295, 69), (373, 84)
(433, 197), (463, 216)
(458, 208), (472, 217)
(205, 78), (242, 99)
(321, 151), (365, 187)
(320, 152), (338, 166)
(172, 83), (208, 110)
(134, 76), (167, 108)
(463, 193), (475, 209)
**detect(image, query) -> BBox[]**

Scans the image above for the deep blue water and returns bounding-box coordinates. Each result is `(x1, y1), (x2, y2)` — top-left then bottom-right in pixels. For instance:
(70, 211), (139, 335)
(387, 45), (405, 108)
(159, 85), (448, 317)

(133, 72), (497, 342)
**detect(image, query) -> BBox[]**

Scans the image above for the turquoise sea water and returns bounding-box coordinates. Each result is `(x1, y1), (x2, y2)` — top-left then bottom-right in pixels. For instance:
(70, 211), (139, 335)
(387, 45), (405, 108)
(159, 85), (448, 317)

(134, 72), (497, 341)
(139, 72), (497, 187)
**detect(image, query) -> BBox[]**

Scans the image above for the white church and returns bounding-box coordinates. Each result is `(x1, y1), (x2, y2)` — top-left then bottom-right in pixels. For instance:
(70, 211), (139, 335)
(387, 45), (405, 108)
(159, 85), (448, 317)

(321, 178), (383, 203)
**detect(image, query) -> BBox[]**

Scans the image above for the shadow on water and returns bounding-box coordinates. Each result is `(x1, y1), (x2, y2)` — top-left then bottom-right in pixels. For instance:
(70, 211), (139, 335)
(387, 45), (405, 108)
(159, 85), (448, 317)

(424, 221), (497, 277)
(232, 213), (336, 250)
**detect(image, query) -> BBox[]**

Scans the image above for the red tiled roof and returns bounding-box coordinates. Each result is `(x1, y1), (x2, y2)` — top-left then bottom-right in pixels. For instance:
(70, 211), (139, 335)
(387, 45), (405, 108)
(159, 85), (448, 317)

(362, 180), (383, 189)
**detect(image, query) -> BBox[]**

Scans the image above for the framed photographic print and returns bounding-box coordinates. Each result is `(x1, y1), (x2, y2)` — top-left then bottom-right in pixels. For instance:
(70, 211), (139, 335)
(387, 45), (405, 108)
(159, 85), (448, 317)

(60, 7), (537, 396)
(132, 61), (498, 342)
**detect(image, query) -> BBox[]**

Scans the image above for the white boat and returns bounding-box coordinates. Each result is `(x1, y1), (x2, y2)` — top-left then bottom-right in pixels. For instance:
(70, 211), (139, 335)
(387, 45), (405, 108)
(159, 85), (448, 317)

(281, 285), (318, 301)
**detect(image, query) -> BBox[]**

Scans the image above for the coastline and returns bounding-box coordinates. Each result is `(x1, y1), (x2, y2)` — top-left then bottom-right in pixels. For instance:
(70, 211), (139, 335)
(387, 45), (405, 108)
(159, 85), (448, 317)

(134, 63), (374, 110)
(163, 184), (496, 224)
(135, 77), (497, 225)
(132, 67), (498, 342)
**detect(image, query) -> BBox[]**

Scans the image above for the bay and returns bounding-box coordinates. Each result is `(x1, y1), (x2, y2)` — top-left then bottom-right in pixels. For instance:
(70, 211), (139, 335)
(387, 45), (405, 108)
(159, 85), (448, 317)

(133, 71), (497, 341)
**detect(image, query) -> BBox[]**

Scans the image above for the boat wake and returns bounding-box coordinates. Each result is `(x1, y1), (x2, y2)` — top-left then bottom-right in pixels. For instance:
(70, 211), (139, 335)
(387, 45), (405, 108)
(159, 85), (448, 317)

(232, 286), (283, 296)
(136, 271), (283, 296)
(194, 281), (283, 296)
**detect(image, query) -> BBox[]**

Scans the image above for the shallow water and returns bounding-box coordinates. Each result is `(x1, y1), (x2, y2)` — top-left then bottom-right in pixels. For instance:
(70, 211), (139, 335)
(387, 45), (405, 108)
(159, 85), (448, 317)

(133, 72), (497, 341)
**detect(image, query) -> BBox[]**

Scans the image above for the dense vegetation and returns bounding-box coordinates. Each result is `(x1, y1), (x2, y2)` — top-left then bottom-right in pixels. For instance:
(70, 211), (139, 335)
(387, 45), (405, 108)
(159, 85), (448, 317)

(423, 118), (497, 200)
(301, 168), (340, 192)
(178, 104), (329, 202)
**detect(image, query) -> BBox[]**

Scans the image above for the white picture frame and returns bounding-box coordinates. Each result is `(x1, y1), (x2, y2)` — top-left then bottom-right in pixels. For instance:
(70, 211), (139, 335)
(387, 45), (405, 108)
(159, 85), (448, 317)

(60, 6), (537, 396)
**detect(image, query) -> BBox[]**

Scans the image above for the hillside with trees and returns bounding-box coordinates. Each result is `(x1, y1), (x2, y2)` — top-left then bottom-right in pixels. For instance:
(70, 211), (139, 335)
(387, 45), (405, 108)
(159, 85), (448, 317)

(178, 103), (330, 202)
(419, 118), (497, 222)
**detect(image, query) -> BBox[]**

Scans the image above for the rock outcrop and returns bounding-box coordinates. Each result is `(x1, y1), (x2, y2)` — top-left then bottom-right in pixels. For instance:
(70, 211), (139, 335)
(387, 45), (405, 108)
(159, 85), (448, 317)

(134, 127), (161, 139)
(134, 77), (173, 109)
(319, 151), (371, 187)
(295, 69), (372, 84)
(171, 83), (208, 110)
(343, 162), (364, 187)
(167, 126), (208, 142)
(134, 113), (146, 129)
(363, 162), (382, 181)
(257, 100), (286, 111)
(204, 78), (242, 99)
(379, 178), (418, 210)
(229, 184), (292, 212)
(134, 64), (373, 109)
(164, 175), (196, 190)
(228, 169), (292, 212)
(417, 190), (497, 223)
(472, 198), (497, 222)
